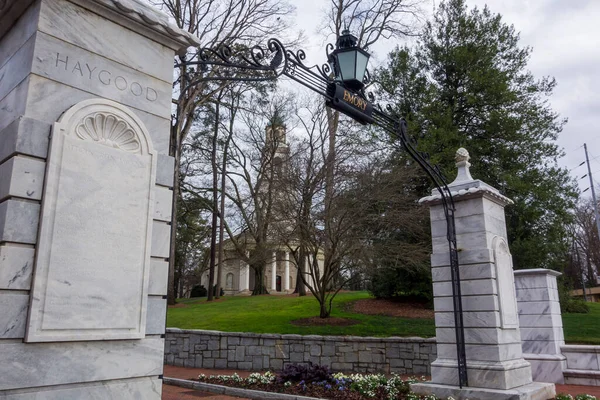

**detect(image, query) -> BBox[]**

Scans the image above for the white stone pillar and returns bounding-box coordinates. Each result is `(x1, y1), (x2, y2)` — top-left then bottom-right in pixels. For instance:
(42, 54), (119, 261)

(411, 148), (554, 400)
(0, 0), (198, 397)
(284, 252), (290, 291)
(514, 269), (566, 384)
(240, 256), (250, 292)
(271, 251), (277, 291)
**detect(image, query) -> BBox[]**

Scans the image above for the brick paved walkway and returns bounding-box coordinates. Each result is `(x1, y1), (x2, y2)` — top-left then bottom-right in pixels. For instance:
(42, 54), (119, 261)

(162, 364), (600, 399)
(162, 384), (249, 400)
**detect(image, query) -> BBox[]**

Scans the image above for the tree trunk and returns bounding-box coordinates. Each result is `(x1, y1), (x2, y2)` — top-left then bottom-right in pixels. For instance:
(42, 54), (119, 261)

(216, 123), (232, 299)
(252, 265), (270, 295)
(319, 300), (330, 318)
(167, 125), (181, 306)
(294, 248), (306, 296)
(173, 269), (180, 300)
(208, 100), (222, 301)
(320, 107), (338, 305)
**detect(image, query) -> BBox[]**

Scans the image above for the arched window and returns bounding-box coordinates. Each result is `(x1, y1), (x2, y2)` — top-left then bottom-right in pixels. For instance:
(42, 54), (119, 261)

(226, 273), (234, 289)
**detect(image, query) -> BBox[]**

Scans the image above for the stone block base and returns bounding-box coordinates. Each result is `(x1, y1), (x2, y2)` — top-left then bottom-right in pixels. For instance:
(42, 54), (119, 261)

(524, 354), (566, 384)
(431, 358), (533, 389)
(563, 370), (600, 386)
(410, 381), (555, 400)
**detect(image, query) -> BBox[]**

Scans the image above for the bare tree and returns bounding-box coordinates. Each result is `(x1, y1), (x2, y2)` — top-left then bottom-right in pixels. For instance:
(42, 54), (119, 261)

(174, 160), (212, 299)
(569, 199), (600, 289)
(325, 0), (422, 48)
(317, 0), (425, 309)
(272, 99), (387, 317)
(149, 0), (295, 303)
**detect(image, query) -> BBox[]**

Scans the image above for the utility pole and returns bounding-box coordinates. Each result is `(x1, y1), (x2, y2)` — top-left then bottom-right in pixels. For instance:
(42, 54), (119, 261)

(574, 241), (588, 302)
(584, 143), (600, 243)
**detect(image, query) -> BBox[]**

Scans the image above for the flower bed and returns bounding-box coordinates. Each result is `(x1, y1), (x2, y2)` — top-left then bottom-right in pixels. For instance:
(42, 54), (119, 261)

(197, 368), (600, 400)
(199, 370), (433, 400)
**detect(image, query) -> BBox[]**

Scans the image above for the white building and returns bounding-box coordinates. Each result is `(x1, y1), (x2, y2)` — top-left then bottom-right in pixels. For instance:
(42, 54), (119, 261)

(201, 117), (323, 295)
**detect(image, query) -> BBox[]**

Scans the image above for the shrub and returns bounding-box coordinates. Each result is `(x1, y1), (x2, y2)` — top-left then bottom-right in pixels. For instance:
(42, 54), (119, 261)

(558, 278), (590, 314)
(369, 265), (432, 302)
(189, 285), (224, 298)
(564, 299), (590, 314)
(190, 285), (207, 298)
(277, 362), (332, 384)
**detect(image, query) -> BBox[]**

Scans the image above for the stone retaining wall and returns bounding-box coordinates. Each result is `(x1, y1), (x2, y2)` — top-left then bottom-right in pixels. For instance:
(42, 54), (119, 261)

(165, 329), (436, 375)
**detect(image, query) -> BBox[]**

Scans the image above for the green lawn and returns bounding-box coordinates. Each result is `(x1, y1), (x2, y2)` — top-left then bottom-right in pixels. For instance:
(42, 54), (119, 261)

(167, 291), (600, 343)
(562, 302), (600, 345)
(167, 291), (435, 337)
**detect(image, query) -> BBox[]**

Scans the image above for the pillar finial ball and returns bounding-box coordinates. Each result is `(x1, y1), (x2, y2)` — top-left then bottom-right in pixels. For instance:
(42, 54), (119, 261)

(455, 148), (470, 163)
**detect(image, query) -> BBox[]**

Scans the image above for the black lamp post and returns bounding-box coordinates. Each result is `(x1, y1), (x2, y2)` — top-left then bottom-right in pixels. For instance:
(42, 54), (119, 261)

(178, 32), (468, 388)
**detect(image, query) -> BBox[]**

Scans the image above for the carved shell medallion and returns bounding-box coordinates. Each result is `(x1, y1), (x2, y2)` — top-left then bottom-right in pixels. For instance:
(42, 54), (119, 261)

(75, 112), (141, 153)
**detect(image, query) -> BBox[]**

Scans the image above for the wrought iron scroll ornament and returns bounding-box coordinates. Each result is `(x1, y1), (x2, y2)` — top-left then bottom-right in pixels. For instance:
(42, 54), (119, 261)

(177, 38), (468, 388)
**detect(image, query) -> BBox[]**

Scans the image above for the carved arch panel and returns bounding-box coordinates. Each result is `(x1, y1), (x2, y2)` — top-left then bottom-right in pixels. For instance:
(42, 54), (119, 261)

(492, 236), (520, 330)
(26, 99), (156, 342)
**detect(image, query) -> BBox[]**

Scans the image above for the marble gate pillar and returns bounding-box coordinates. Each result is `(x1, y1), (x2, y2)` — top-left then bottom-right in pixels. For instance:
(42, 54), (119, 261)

(0, 0), (198, 398)
(411, 149), (555, 400)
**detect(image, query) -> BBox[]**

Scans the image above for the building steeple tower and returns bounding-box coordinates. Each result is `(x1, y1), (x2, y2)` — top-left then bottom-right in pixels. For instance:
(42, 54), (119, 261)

(265, 110), (289, 179)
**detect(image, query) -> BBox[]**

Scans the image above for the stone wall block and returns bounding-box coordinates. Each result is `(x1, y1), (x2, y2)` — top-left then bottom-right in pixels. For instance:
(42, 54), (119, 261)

(156, 154), (175, 187)
(0, 292), (29, 338)
(0, 155), (45, 201)
(0, 117), (50, 165)
(0, 244), (34, 290)
(0, 199), (40, 244)
(150, 221), (171, 258)
(145, 296), (166, 335)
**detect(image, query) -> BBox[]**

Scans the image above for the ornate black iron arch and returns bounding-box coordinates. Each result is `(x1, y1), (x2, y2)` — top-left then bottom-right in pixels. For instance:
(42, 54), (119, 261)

(177, 38), (468, 387)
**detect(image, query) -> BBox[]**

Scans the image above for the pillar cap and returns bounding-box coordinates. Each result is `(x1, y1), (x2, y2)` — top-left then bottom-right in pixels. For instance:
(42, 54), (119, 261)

(513, 268), (562, 277)
(85, 0), (201, 51)
(419, 148), (514, 206)
(0, 0), (201, 51)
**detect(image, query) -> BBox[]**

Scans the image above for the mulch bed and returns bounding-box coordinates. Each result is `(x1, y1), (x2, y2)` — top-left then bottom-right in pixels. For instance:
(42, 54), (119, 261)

(168, 303), (189, 308)
(351, 299), (434, 319)
(169, 298), (229, 308)
(290, 317), (359, 326)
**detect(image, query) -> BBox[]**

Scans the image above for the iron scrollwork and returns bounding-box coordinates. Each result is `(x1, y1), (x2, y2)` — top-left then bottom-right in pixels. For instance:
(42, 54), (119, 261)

(178, 38), (468, 388)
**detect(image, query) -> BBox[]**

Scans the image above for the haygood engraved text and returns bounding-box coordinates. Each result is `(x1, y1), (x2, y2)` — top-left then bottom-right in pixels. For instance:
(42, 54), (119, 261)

(55, 53), (158, 102)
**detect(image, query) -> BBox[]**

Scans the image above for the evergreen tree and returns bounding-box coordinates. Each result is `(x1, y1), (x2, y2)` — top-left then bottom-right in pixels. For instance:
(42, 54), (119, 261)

(378, 0), (578, 270)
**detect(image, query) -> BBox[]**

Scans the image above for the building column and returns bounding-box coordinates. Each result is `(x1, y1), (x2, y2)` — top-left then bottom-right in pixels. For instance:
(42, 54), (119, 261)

(241, 252), (250, 291)
(271, 251), (277, 291)
(411, 148), (554, 400)
(284, 252), (290, 291)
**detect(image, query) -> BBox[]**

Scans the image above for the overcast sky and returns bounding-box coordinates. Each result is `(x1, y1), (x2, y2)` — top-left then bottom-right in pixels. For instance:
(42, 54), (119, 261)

(291, 0), (600, 198)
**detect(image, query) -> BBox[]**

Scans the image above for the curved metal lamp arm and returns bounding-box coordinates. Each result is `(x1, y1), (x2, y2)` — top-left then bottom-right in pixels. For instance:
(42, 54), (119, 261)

(177, 38), (468, 388)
